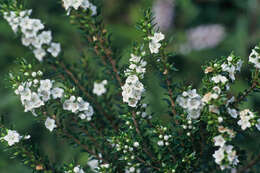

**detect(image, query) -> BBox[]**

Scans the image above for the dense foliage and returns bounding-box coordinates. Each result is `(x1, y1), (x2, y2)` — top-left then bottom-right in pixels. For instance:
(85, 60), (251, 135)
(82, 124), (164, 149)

(1, 0), (260, 173)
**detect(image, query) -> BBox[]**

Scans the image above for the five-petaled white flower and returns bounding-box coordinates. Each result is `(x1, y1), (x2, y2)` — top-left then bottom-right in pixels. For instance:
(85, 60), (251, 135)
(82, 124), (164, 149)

(45, 117), (57, 132)
(3, 130), (21, 146)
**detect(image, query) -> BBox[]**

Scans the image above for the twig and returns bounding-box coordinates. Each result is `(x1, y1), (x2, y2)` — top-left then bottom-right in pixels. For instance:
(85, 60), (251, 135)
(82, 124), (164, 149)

(131, 112), (161, 167)
(232, 70), (259, 106)
(62, 130), (108, 163)
(238, 153), (260, 173)
(57, 62), (118, 131)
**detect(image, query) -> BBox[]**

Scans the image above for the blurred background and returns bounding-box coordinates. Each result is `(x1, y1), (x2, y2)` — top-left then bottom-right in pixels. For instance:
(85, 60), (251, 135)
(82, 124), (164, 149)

(1, 0), (260, 172)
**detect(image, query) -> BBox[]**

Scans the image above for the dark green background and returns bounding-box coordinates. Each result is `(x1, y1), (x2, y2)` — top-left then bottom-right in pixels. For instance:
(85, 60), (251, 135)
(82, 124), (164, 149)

(1, 0), (260, 172)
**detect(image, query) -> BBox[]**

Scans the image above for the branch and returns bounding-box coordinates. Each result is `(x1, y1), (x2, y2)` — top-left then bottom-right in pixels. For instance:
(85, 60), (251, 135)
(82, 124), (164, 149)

(56, 62), (118, 131)
(131, 112), (161, 169)
(238, 153), (260, 173)
(232, 70), (259, 106)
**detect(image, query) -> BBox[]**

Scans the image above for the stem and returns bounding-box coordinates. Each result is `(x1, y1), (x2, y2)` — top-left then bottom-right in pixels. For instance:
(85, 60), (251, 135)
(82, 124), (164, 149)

(44, 112), (109, 164)
(238, 153), (260, 173)
(232, 70), (259, 106)
(135, 156), (161, 171)
(131, 111), (161, 168)
(76, 15), (123, 87)
(160, 51), (178, 123)
(71, 118), (105, 154)
(58, 62), (118, 131)
(62, 130), (108, 163)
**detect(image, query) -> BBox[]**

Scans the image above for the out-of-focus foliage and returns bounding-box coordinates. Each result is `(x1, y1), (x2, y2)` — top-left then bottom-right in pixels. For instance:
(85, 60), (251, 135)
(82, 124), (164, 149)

(1, 0), (260, 172)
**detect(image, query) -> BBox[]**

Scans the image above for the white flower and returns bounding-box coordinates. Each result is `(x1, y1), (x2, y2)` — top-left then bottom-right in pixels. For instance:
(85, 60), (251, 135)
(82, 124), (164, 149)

(176, 96), (188, 108)
(149, 41), (161, 54)
(39, 79), (53, 91)
(212, 75), (228, 84)
(81, 0), (90, 9)
(93, 80), (107, 96)
(130, 54), (141, 63)
(20, 87), (32, 102)
(237, 109), (254, 130)
(149, 32), (165, 43)
(23, 92), (44, 112)
(187, 109), (201, 119)
(126, 75), (139, 84)
(88, 159), (98, 170)
(32, 72), (37, 77)
(47, 42), (61, 57)
(187, 97), (203, 110)
(177, 89), (204, 119)
(227, 108), (238, 118)
(122, 77), (144, 107)
(84, 106), (94, 118)
(221, 63), (236, 81)
(39, 31), (52, 45)
(213, 147), (224, 164)
(51, 87), (64, 99)
(33, 48), (46, 61)
(24, 135), (31, 139)
(45, 117), (57, 132)
(133, 142), (139, 147)
(213, 135), (226, 147)
(77, 97), (90, 111)
(63, 97), (74, 111)
(3, 130), (21, 146)
(212, 86), (221, 94)
(157, 140), (164, 146)
(73, 165), (85, 173)
(100, 164), (110, 168)
(249, 47), (260, 69)
(38, 88), (51, 102)
(89, 3), (97, 16)
(30, 19), (44, 31)
(21, 37), (33, 46)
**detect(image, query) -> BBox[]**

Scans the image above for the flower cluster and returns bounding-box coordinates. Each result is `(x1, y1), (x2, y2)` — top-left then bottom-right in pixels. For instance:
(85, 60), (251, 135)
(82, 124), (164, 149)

(3, 10), (61, 61)
(249, 46), (260, 69)
(176, 89), (204, 119)
(122, 52), (147, 107)
(64, 165), (85, 173)
(221, 56), (243, 81)
(62, 0), (97, 16)
(112, 134), (141, 173)
(14, 69), (94, 131)
(15, 72), (63, 113)
(124, 53), (147, 79)
(182, 120), (195, 136)
(213, 127), (237, 170)
(93, 80), (107, 96)
(207, 55), (243, 87)
(0, 129), (30, 146)
(136, 104), (152, 119)
(237, 109), (255, 130)
(203, 55), (243, 125)
(213, 145), (239, 170)
(14, 72), (61, 131)
(202, 86), (221, 104)
(63, 96), (94, 121)
(149, 32), (165, 54)
(122, 75), (145, 107)
(155, 126), (172, 147)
